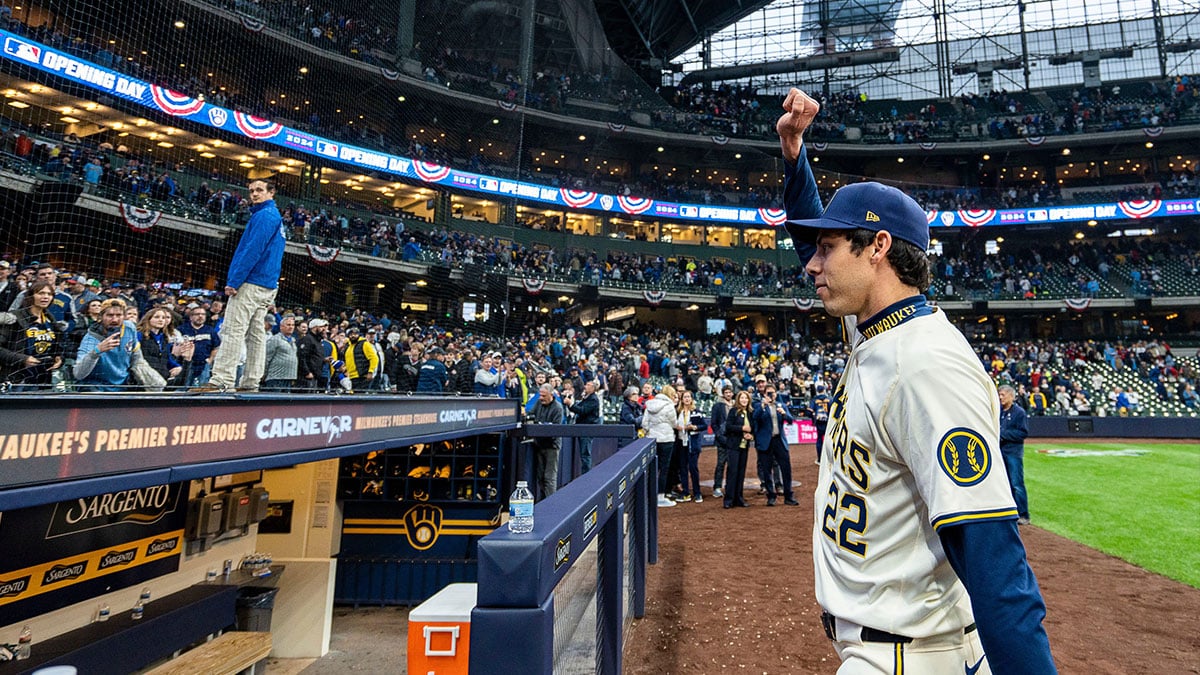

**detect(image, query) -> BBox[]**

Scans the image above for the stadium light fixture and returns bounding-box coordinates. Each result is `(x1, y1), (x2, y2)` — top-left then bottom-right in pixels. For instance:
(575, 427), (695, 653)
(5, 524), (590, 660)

(416, 280), (428, 286)
(1145, 142), (1154, 148)
(1061, 148), (1071, 156)
(60, 116), (80, 123)
(897, 157), (904, 163)
(174, 20), (185, 29)
(6, 101), (29, 108)
(656, 146), (664, 152)
(578, 135), (586, 141)
(299, 67), (309, 74)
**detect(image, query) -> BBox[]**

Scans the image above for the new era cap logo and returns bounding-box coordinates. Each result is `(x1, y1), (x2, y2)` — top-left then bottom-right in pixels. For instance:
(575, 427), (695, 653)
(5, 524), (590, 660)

(865, 211), (881, 222)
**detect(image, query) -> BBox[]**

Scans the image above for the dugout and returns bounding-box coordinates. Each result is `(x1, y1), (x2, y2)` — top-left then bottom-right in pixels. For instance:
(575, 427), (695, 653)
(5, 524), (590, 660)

(0, 393), (521, 668)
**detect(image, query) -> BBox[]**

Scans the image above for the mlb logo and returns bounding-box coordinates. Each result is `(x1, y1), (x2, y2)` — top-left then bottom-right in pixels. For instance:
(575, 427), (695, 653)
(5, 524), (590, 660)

(680, 205), (698, 218)
(4, 38), (41, 64)
(480, 177), (498, 191)
(316, 140), (338, 158)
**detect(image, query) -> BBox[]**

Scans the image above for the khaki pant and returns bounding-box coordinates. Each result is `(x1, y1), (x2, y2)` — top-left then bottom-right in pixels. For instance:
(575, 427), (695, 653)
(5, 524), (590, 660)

(210, 283), (277, 390)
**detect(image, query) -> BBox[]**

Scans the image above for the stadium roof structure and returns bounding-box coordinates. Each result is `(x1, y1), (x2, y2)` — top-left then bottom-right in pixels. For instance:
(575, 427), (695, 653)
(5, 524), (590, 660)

(592, 0), (775, 66)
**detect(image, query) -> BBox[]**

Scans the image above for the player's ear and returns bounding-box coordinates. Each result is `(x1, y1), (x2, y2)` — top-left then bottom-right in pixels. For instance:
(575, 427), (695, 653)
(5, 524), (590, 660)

(871, 231), (893, 262)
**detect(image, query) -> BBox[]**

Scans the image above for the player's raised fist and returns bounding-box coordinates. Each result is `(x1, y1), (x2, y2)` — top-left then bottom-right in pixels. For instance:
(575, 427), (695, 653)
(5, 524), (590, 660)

(776, 87), (821, 163)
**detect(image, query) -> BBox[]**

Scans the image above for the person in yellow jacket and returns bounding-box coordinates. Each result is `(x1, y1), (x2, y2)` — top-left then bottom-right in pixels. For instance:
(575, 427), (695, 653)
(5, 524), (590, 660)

(343, 327), (378, 391)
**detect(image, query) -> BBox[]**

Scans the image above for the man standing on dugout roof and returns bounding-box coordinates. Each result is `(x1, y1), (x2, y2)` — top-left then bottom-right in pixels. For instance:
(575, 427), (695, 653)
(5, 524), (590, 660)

(778, 87), (1056, 674)
(192, 179), (285, 393)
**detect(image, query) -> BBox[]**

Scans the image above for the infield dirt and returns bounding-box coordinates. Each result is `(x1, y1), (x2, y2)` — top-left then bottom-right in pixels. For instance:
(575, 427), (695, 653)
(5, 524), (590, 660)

(624, 445), (1200, 674)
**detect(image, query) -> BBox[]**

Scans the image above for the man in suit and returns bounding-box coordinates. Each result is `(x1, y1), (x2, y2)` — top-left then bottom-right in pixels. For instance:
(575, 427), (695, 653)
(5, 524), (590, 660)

(752, 383), (799, 506)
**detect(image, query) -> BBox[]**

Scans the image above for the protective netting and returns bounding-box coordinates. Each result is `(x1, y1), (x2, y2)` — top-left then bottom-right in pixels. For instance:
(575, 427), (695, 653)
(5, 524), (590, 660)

(0, 0), (800, 355)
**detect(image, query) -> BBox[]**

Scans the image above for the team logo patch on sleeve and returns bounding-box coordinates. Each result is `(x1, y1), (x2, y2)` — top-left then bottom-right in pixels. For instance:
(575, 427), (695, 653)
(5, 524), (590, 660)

(937, 428), (991, 486)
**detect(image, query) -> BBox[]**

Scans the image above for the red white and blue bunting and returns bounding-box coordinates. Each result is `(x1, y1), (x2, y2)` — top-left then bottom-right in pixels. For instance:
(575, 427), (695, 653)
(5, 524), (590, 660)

(1143, 126), (1164, 138)
(522, 278), (545, 295)
(792, 298), (815, 312)
(606, 122), (626, 132)
(643, 290), (666, 306)
(711, 135), (729, 145)
(919, 142), (937, 151)
(306, 244), (340, 264)
(811, 142), (828, 152)
(238, 15), (265, 32)
(496, 100), (518, 112)
(121, 203), (162, 232)
(380, 68), (400, 81)
(1064, 298), (1092, 312)
(1117, 200), (1161, 219)
(1024, 136), (1045, 146)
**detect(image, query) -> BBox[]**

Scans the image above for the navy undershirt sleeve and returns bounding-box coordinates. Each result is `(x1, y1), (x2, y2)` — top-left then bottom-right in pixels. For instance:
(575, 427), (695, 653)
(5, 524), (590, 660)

(781, 144), (823, 267)
(940, 520), (1058, 674)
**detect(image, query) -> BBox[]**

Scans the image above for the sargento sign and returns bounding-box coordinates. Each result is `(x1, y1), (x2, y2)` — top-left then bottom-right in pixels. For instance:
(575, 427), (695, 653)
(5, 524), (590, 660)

(0, 398), (520, 490)
(49, 484), (181, 538)
(0, 483), (187, 625)
(0, 28), (1188, 228)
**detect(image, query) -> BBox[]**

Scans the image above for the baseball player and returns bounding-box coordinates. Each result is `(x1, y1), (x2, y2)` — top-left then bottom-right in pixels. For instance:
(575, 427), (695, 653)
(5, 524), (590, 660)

(778, 88), (1055, 674)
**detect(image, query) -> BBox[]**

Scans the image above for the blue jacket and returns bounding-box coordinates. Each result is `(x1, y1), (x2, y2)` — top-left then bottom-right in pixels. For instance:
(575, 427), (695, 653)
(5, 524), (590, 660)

(415, 358), (448, 392)
(227, 199), (285, 290)
(751, 400), (793, 451)
(74, 320), (142, 391)
(998, 402), (1028, 455)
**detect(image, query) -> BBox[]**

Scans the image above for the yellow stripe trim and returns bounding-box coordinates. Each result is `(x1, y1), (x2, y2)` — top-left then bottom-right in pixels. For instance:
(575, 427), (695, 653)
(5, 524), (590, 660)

(0, 529), (183, 608)
(933, 509), (1018, 531)
(344, 518), (494, 526)
(343, 527), (495, 536)
(894, 643), (904, 674)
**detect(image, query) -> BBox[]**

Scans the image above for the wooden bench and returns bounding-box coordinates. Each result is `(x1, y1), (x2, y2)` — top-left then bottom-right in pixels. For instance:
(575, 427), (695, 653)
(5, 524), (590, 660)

(143, 631), (272, 675)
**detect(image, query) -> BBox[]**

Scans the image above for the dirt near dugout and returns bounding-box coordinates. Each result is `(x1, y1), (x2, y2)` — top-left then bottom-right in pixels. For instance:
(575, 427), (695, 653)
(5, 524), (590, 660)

(623, 446), (1200, 674)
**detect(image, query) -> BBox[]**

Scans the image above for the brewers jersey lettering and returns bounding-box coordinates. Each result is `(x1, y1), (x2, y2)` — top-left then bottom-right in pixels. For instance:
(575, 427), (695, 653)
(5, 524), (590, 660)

(814, 296), (1017, 638)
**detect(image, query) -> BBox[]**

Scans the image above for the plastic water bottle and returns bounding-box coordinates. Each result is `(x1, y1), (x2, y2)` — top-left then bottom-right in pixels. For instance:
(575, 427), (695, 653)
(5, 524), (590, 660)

(508, 481), (534, 533)
(131, 599), (144, 621)
(96, 603), (110, 622)
(139, 587), (151, 604)
(16, 625), (31, 660)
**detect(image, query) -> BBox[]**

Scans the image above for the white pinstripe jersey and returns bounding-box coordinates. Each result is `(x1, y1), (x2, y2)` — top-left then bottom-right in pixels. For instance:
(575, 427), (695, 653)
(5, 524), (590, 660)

(813, 300), (1018, 638)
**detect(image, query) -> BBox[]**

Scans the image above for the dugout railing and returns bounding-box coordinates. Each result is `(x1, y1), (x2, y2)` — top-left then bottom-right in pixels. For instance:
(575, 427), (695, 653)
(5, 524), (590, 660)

(470, 437), (657, 675)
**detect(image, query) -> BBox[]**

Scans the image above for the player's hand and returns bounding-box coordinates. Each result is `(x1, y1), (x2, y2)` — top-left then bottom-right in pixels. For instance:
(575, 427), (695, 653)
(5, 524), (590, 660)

(224, 285), (238, 297)
(776, 88), (821, 164)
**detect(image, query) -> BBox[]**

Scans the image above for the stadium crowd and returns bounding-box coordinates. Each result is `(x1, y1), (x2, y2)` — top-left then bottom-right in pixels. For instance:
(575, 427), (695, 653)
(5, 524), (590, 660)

(1, 260), (1196, 424)
(3, 111), (1199, 308)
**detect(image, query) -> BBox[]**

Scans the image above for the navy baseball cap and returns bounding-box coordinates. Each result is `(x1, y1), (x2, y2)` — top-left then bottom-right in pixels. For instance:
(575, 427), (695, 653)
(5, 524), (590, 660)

(787, 182), (930, 251)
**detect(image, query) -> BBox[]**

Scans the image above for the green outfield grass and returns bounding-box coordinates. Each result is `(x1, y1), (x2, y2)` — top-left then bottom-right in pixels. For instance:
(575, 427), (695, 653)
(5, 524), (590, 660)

(1024, 441), (1200, 588)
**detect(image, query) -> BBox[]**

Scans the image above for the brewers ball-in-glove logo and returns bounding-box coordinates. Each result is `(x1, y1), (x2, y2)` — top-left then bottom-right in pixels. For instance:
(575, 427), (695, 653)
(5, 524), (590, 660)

(402, 504), (443, 551)
(937, 427), (991, 486)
